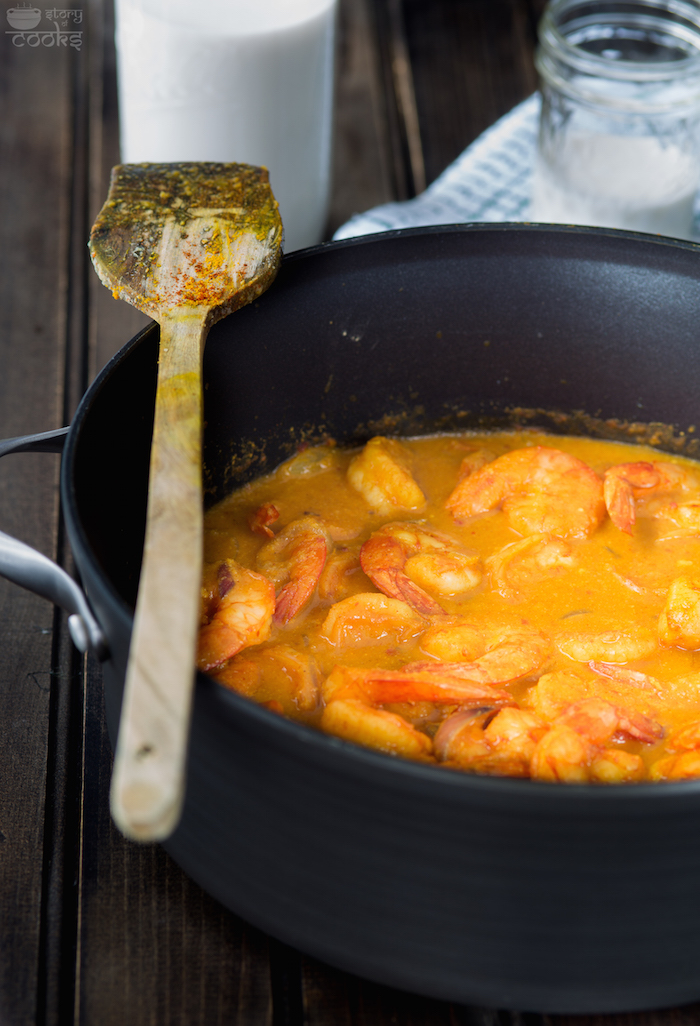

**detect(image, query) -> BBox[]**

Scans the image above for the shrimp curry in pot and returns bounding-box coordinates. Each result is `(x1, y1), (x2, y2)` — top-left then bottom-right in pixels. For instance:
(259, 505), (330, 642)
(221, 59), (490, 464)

(199, 430), (700, 784)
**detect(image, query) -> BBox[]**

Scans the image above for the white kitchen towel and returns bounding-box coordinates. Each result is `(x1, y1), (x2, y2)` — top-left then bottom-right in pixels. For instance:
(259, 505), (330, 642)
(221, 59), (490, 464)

(333, 93), (541, 240)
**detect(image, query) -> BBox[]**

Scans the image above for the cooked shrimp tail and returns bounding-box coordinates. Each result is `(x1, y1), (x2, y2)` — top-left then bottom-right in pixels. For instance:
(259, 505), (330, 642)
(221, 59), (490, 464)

(257, 515), (331, 625)
(604, 462), (661, 533)
(249, 502), (280, 538)
(197, 559), (275, 671)
(556, 697), (664, 744)
(603, 460), (695, 533)
(360, 522), (482, 616)
(322, 664), (516, 707)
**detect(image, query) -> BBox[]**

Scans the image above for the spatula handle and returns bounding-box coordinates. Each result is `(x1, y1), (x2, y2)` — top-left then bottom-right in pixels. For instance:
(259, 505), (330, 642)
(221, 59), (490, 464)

(110, 313), (207, 841)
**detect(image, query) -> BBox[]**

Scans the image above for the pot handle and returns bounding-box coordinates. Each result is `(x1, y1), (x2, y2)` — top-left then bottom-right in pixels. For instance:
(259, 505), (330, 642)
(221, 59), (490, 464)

(0, 427), (109, 660)
(0, 425), (70, 457)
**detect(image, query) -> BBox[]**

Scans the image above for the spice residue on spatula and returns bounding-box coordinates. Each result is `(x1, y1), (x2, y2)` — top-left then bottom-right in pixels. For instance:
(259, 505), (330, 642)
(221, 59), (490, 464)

(90, 161), (283, 318)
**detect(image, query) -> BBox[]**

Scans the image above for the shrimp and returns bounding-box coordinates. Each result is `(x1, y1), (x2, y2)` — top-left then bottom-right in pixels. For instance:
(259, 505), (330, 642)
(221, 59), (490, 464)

(484, 706), (548, 755)
(319, 657), (516, 761)
(589, 749), (646, 783)
(360, 522), (482, 616)
(650, 718), (700, 779)
(588, 662), (660, 692)
(280, 443), (342, 478)
(446, 446), (605, 539)
(347, 436), (426, 515)
(215, 644), (320, 712)
(410, 627), (551, 686)
(418, 620), (485, 662)
(603, 461), (696, 534)
(197, 559), (275, 671)
(530, 697), (657, 783)
(433, 708), (497, 765)
(248, 502), (279, 538)
(322, 663), (517, 708)
(320, 593), (425, 646)
(590, 661), (700, 710)
(455, 447), (496, 479)
(256, 515), (330, 625)
(531, 727), (647, 783)
(317, 547), (364, 603)
(556, 627), (658, 663)
(485, 533), (576, 600)
(525, 670), (591, 720)
(434, 706), (547, 777)
(530, 726), (595, 783)
(651, 751), (700, 780)
(320, 698), (434, 759)
(526, 668), (663, 730)
(666, 719), (700, 752)
(656, 501), (700, 537)
(555, 697), (664, 745)
(658, 576), (700, 650)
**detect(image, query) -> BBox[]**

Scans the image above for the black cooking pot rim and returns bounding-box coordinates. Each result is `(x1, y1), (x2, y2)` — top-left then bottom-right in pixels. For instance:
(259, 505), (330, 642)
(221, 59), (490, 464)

(62, 222), (700, 804)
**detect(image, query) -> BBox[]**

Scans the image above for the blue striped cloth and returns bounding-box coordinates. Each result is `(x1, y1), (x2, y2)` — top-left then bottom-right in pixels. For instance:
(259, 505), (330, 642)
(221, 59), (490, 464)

(333, 94), (540, 240)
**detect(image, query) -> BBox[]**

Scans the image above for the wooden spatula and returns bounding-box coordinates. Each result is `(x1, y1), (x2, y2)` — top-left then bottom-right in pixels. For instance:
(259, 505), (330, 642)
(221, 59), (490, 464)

(89, 162), (283, 842)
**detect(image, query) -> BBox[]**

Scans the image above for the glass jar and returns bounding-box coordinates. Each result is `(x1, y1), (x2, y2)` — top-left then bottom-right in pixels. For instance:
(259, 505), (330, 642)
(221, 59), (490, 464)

(530, 0), (700, 239)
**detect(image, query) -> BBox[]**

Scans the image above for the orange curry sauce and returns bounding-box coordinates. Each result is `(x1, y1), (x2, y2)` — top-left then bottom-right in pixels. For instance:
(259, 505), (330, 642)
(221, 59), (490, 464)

(199, 431), (700, 783)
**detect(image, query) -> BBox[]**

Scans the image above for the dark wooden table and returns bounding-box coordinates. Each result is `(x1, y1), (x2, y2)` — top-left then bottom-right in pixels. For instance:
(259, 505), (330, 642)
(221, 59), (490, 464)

(4, 1), (698, 1024)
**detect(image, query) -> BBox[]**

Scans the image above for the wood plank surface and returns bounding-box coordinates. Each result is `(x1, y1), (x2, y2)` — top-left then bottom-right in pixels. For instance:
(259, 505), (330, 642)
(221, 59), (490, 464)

(76, 658), (274, 1026)
(0, 20), (76, 1026)
(1, 0), (697, 1024)
(87, 0), (149, 375)
(327, 0), (398, 236)
(301, 955), (489, 1026)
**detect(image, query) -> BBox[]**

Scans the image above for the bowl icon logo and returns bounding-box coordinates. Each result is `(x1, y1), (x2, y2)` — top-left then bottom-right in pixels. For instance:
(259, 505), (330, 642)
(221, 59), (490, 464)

(6, 7), (42, 29)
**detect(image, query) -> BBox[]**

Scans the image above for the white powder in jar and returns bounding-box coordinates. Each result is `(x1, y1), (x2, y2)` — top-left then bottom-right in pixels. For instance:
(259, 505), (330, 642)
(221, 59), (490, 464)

(530, 133), (699, 239)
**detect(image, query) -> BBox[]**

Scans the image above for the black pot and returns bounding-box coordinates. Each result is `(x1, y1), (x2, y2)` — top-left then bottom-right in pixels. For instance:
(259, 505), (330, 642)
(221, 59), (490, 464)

(16, 224), (700, 1014)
